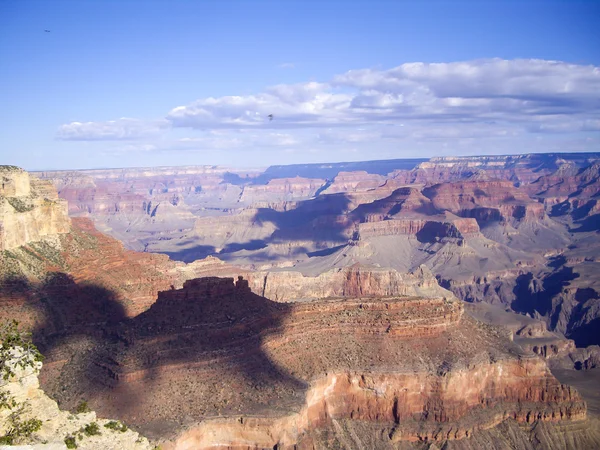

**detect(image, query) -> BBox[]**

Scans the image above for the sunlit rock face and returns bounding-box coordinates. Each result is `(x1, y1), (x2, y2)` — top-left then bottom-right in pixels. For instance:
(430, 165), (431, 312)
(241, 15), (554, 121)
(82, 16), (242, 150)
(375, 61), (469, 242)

(0, 347), (152, 449)
(246, 264), (451, 301)
(0, 166), (70, 251)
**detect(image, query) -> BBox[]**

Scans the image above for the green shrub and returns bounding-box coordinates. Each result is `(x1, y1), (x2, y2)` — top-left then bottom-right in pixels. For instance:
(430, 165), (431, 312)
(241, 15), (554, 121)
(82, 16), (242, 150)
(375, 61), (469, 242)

(64, 435), (78, 448)
(104, 420), (128, 432)
(0, 417), (42, 444)
(75, 400), (90, 414)
(83, 422), (100, 436)
(6, 197), (34, 213)
(0, 320), (44, 380)
(0, 390), (17, 410)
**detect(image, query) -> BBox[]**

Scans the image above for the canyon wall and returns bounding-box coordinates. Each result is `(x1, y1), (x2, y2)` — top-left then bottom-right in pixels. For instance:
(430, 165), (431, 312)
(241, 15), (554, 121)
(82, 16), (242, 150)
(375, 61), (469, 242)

(247, 265), (452, 301)
(0, 167), (70, 251)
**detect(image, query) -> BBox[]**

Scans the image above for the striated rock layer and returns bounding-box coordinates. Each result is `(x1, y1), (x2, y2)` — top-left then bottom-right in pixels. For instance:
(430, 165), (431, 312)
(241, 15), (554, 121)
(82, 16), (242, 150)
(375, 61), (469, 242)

(247, 264), (450, 301)
(0, 167), (70, 251)
(35, 277), (592, 449)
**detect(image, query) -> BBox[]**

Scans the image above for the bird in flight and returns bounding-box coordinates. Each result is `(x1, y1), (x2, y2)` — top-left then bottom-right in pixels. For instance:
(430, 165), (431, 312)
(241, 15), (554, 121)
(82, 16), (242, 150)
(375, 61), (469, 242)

(268, 114), (274, 121)
(44, 30), (51, 33)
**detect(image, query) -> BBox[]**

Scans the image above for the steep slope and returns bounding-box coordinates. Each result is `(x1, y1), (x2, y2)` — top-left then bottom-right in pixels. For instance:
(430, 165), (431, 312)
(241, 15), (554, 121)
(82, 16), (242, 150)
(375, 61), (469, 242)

(35, 276), (593, 450)
(1, 167), (70, 251)
(0, 347), (151, 449)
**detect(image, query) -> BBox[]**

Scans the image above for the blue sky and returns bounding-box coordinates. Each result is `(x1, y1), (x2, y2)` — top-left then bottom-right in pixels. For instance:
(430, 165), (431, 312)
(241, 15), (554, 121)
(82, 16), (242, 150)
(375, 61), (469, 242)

(1, 0), (599, 170)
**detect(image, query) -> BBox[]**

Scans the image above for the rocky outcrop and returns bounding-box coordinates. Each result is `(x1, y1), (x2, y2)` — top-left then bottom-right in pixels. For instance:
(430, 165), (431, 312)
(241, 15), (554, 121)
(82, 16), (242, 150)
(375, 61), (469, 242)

(239, 177), (325, 203)
(0, 167), (70, 251)
(246, 264), (451, 301)
(171, 358), (585, 449)
(356, 218), (481, 241)
(34, 276), (591, 449)
(351, 187), (438, 222)
(387, 154), (600, 187)
(0, 348), (151, 449)
(423, 180), (545, 224)
(321, 171), (386, 194)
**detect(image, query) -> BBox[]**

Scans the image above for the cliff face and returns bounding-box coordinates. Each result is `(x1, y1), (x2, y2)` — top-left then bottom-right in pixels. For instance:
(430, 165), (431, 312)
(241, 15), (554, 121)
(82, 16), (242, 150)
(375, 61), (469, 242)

(0, 167), (70, 251)
(0, 348), (151, 449)
(356, 218), (481, 240)
(423, 180), (545, 224)
(246, 264), (451, 301)
(40, 276), (588, 449)
(172, 358), (585, 449)
(239, 177), (326, 203)
(321, 171), (387, 194)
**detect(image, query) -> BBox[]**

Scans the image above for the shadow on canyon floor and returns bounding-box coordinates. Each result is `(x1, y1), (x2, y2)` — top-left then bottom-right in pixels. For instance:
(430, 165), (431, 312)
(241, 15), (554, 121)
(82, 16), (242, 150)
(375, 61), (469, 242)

(164, 193), (356, 263)
(0, 274), (306, 431)
(511, 267), (579, 329)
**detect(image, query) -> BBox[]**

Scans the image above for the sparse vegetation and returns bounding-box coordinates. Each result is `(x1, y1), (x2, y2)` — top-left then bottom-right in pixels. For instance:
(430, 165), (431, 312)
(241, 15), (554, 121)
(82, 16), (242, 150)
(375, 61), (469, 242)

(0, 390), (17, 410)
(0, 416), (42, 444)
(30, 240), (65, 267)
(0, 320), (44, 380)
(104, 420), (128, 432)
(0, 165), (22, 172)
(6, 196), (34, 213)
(0, 320), (44, 444)
(64, 434), (78, 448)
(75, 400), (91, 414)
(82, 422), (101, 436)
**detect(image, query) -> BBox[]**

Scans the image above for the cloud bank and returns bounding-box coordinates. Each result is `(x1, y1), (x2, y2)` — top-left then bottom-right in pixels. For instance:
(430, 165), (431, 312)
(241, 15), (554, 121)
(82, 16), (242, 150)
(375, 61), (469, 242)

(57, 59), (600, 157)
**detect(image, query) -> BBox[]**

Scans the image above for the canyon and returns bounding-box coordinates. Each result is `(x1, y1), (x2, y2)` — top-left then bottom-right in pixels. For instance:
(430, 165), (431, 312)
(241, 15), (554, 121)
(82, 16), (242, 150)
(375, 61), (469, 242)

(1, 156), (600, 448)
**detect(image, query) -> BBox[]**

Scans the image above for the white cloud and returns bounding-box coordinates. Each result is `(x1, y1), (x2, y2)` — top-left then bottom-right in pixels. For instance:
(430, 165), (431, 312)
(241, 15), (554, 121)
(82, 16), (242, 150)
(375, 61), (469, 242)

(56, 59), (600, 156)
(278, 62), (296, 69)
(57, 118), (168, 141)
(165, 59), (600, 132)
(166, 81), (354, 129)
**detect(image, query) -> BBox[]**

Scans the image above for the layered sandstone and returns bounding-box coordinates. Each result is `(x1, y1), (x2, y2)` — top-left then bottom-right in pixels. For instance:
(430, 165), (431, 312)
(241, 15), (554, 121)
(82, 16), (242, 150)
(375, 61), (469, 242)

(423, 180), (545, 223)
(356, 217), (481, 241)
(172, 358), (585, 449)
(0, 167), (70, 251)
(321, 171), (386, 194)
(239, 177), (325, 203)
(246, 265), (450, 301)
(36, 277), (589, 449)
(0, 348), (151, 449)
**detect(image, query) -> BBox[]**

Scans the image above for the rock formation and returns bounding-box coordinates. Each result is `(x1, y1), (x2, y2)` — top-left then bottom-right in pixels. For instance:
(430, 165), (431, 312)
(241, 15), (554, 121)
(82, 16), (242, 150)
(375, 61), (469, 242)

(246, 264), (450, 301)
(0, 167), (70, 251)
(0, 347), (151, 449)
(33, 276), (595, 449)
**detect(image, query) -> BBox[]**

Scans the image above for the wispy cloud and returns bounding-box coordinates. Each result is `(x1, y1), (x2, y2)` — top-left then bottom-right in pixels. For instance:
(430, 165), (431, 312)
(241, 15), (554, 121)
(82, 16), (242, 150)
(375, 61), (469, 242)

(278, 62), (296, 69)
(56, 118), (168, 141)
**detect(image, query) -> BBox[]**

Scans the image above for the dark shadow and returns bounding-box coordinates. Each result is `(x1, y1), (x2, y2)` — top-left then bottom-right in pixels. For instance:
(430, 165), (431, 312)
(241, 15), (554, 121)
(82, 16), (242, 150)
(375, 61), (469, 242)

(571, 213), (600, 233)
(252, 193), (354, 244)
(550, 201), (571, 217)
(164, 193), (355, 263)
(547, 255), (567, 269)
(307, 245), (346, 258)
(218, 246), (310, 263)
(0, 273), (305, 437)
(511, 267), (579, 326)
(416, 222), (460, 243)
(572, 200), (597, 221)
(263, 158), (426, 179)
(567, 317), (600, 348)
(163, 244), (217, 262)
(313, 179), (333, 197)
(219, 239), (268, 254)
